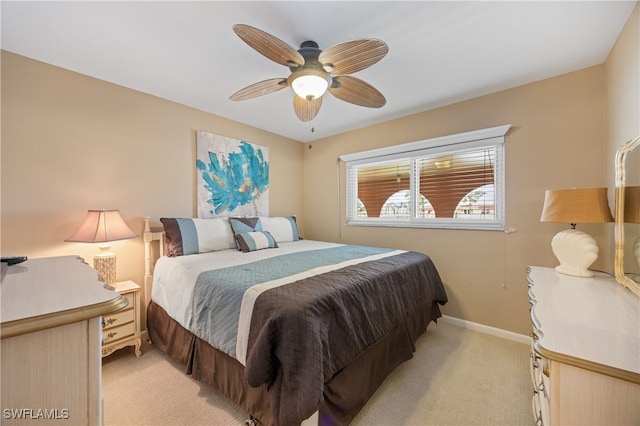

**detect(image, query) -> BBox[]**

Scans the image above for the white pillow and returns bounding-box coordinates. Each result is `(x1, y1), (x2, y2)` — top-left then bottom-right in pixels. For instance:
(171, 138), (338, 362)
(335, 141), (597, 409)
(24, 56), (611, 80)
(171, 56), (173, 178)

(193, 217), (236, 252)
(259, 216), (300, 243)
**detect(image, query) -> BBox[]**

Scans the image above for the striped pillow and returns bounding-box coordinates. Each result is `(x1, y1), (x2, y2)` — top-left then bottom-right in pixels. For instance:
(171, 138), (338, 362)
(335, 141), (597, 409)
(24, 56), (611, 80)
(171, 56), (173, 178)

(228, 217), (262, 234)
(235, 231), (278, 252)
(160, 217), (235, 256)
(228, 217), (262, 250)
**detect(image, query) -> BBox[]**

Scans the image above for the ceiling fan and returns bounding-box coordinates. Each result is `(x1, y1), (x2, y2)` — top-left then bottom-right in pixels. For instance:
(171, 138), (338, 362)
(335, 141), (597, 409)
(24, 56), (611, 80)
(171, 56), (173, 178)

(229, 24), (389, 122)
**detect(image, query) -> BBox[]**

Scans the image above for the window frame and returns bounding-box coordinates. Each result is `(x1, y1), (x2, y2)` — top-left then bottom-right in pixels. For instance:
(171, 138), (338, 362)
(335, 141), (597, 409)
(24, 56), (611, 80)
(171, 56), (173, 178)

(340, 125), (511, 231)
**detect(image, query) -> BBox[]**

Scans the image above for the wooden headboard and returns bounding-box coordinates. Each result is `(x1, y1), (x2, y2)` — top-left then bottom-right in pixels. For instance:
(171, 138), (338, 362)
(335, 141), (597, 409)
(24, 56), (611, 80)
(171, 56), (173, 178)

(142, 217), (165, 320)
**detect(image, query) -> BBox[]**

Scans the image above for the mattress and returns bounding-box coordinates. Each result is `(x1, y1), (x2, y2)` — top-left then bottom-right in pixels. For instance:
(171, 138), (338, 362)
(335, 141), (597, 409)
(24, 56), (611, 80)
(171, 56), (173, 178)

(149, 239), (447, 425)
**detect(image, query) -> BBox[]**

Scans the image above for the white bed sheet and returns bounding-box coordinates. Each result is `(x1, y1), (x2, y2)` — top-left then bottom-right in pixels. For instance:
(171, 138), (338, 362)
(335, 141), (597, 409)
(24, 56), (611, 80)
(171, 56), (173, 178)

(151, 239), (343, 331)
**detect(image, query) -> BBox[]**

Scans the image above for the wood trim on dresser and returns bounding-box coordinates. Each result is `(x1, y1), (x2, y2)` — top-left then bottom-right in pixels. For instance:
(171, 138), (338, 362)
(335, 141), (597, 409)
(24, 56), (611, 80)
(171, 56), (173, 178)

(1, 297), (128, 339)
(528, 268), (640, 385)
(1, 256), (127, 339)
(532, 341), (640, 385)
(528, 266), (640, 425)
(527, 268), (640, 384)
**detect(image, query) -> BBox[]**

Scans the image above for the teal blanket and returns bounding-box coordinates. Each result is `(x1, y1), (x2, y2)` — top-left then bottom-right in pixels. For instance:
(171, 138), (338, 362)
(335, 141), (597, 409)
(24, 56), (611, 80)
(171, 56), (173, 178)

(188, 245), (394, 358)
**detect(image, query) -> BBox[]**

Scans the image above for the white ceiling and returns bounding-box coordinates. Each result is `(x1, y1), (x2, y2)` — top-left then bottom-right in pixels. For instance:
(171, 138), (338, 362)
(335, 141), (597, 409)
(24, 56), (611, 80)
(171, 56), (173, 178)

(1, 1), (636, 143)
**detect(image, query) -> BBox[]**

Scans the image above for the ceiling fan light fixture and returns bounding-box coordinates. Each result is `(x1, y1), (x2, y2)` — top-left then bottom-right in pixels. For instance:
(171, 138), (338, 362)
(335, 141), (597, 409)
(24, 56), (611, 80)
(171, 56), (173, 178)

(289, 69), (331, 101)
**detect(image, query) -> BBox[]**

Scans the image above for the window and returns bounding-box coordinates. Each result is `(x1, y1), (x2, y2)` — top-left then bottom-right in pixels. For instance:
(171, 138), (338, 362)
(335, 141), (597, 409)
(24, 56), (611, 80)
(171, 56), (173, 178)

(379, 190), (433, 219)
(340, 125), (510, 230)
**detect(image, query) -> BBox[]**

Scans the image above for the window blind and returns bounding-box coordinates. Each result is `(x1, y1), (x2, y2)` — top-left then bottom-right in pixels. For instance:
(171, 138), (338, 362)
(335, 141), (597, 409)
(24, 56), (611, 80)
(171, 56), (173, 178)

(343, 125), (509, 230)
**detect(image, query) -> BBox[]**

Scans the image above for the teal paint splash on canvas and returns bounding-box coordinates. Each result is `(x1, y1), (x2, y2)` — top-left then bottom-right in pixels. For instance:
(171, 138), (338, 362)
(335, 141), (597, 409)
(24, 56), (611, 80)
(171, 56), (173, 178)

(196, 141), (269, 215)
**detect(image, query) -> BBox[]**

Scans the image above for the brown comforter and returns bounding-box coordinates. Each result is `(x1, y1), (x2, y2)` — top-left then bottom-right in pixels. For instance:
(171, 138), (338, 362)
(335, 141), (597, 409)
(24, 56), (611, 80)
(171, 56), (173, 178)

(244, 251), (447, 425)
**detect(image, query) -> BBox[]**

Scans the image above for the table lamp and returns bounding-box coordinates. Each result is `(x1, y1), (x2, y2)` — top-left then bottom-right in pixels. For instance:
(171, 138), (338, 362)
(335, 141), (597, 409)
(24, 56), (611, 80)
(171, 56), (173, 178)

(65, 210), (138, 285)
(540, 187), (614, 277)
(624, 186), (640, 274)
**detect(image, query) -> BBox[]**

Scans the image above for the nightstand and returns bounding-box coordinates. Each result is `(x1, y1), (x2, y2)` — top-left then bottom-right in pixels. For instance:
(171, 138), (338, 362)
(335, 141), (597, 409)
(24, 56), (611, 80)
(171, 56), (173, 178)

(101, 280), (142, 357)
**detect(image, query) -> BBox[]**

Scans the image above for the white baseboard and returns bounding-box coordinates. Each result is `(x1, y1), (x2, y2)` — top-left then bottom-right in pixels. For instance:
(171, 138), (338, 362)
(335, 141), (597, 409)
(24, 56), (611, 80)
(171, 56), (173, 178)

(439, 315), (530, 344)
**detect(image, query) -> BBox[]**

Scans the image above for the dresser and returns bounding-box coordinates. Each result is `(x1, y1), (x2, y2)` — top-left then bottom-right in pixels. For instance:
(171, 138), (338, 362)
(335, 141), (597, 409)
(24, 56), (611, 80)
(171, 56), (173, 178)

(101, 280), (142, 357)
(528, 266), (640, 425)
(0, 256), (127, 425)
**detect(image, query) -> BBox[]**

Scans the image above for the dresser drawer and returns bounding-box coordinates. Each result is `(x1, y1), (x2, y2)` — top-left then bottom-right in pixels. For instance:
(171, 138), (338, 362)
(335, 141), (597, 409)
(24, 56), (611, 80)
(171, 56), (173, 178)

(102, 321), (136, 344)
(102, 307), (134, 330)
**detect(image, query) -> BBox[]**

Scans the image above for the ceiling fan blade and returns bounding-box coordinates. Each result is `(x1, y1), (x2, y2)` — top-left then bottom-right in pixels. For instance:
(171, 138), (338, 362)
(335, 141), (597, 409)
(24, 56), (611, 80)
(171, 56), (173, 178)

(233, 24), (304, 67)
(319, 39), (388, 75)
(329, 76), (386, 108)
(229, 78), (288, 101)
(293, 96), (322, 122)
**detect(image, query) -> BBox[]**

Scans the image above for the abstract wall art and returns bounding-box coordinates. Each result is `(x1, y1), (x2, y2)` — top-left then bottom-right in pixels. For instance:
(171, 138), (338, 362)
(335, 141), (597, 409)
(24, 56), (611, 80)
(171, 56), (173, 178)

(196, 131), (269, 218)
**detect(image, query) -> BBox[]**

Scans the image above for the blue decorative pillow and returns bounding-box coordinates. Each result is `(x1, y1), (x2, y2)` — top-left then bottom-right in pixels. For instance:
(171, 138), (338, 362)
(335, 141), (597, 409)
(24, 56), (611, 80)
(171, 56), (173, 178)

(160, 217), (235, 256)
(235, 231), (278, 252)
(228, 217), (262, 250)
(228, 217), (262, 234)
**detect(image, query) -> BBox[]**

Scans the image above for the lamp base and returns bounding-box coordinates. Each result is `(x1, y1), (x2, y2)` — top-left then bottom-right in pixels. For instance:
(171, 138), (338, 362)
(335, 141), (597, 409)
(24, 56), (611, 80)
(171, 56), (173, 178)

(554, 264), (594, 278)
(551, 228), (599, 278)
(94, 246), (116, 285)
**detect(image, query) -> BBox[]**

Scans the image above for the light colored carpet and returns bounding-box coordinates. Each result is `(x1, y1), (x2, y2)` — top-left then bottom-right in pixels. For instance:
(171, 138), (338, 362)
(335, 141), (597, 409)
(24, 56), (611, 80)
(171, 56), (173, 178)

(102, 320), (533, 425)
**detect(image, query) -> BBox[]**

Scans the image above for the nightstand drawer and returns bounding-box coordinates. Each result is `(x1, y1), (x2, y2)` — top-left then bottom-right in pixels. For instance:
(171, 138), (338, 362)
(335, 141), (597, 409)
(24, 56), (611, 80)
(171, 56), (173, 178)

(102, 321), (136, 344)
(102, 308), (134, 330)
(102, 280), (143, 358)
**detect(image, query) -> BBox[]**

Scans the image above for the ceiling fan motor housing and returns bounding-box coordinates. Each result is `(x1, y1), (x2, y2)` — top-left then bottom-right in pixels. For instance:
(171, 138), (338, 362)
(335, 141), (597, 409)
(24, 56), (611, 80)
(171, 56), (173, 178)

(286, 41), (333, 100)
(290, 41), (333, 73)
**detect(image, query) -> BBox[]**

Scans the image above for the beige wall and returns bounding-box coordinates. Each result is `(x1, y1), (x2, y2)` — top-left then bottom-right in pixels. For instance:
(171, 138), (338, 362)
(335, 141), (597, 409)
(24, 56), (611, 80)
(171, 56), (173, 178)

(606, 4), (640, 156)
(1, 51), (305, 286)
(605, 3), (640, 275)
(303, 66), (611, 335)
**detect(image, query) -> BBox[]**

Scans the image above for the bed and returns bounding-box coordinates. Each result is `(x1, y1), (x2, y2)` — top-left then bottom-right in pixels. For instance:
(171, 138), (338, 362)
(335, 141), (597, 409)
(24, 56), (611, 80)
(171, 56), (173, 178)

(142, 216), (447, 426)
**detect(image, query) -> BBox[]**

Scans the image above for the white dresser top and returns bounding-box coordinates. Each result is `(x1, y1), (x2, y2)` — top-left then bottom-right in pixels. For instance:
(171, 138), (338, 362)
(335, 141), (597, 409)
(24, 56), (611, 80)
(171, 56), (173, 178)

(528, 266), (640, 378)
(1, 255), (126, 338)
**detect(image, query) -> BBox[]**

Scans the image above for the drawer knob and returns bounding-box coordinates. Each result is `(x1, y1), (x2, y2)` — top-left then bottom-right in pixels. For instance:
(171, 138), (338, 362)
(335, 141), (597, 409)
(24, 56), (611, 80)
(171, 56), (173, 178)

(103, 317), (117, 328)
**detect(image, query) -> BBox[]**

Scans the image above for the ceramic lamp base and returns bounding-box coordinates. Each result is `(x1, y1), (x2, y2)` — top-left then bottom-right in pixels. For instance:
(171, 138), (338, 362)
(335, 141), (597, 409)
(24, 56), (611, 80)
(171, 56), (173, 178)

(551, 228), (599, 278)
(94, 246), (116, 284)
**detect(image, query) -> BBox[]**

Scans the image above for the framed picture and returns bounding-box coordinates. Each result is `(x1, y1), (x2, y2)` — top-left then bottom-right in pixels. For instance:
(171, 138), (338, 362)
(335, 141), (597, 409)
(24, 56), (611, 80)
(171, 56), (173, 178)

(196, 131), (269, 218)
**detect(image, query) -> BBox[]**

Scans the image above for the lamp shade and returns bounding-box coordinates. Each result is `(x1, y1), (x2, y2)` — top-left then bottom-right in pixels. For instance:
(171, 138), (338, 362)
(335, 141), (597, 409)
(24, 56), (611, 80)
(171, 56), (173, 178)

(65, 210), (138, 243)
(65, 210), (137, 285)
(540, 187), (614, 224)
(624, 186), (640, 224)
